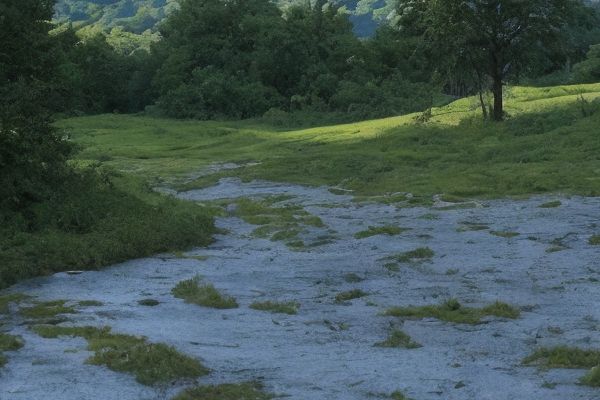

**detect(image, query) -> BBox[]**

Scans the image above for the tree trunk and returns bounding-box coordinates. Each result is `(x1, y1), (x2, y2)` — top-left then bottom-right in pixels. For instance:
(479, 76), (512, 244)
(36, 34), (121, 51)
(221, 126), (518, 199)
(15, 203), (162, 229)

(492, 76), (503, 121)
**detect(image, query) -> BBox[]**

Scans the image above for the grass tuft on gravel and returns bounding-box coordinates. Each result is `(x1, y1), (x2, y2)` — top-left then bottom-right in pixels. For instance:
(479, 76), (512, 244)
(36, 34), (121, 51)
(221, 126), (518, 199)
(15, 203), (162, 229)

(32, 325), (208, 385)
(390, 247), (435, 263)
(172, 276), (238, 309)
(383, 299), (520, 324)
(374, 330), (421, 349)
(20, 300), (77, 319)
(250, 300), (299, 315)
(335, 289), (368, 303)
(0, 333), (24, 367)
(523, 346), (600, 388)
(172, 382), (273, 400)
(0, 293), (29, 314)
(354, 225), (408, 239)
(589, 235), (600, 246)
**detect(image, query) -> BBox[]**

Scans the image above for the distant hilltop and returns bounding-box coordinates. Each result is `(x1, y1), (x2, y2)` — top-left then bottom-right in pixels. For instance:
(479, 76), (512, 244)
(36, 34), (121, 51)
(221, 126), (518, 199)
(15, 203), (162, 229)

(54, 0), (398, 37)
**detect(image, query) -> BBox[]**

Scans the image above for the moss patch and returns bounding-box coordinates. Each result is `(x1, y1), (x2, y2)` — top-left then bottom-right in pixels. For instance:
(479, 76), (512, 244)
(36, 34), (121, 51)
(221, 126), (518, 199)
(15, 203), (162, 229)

(374, 330), (421, 349)
(383, 299), (520, 325)
(250, 300), (299, 315)
(32, 325), (208, 385)
(523, 346), (600, 387)
(0, 332), (24, 367)
(172, 382), (273, 400)
(354, 225), (408, 239)
(172, 276), (238, 309)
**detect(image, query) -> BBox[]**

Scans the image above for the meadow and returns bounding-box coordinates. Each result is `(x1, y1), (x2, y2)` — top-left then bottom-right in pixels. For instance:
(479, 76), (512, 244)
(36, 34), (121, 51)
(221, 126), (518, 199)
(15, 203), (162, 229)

(58, 83), (600, 199)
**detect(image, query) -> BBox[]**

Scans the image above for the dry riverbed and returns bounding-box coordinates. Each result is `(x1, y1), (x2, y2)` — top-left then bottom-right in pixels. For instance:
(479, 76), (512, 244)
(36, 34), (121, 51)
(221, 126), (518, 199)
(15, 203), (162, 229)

(1, 178), (599, 399)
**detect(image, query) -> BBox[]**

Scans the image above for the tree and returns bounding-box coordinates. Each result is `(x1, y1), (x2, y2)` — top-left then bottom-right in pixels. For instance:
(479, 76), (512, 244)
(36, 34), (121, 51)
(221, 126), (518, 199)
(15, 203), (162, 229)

(397, 0), (583, 121)
(0, 0), (72, 217)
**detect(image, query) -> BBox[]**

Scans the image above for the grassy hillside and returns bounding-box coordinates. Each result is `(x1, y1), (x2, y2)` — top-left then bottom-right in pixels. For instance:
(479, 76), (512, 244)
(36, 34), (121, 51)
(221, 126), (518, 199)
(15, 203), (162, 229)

(57, 83), (600, 199)
(54, 0), (394, 36)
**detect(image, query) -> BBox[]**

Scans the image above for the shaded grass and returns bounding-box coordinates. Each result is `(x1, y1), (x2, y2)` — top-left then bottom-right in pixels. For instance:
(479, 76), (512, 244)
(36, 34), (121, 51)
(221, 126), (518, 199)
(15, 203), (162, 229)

(32, 325), (208, 385)
(354, 225), (408, 239)
(172, 276), (238, 309)
(589, 235), (600, 246)
(78, 300), (104, 307)
(0, 172), (215, 289)
(383, 299), (520, 325)
(0, 293), (29, 314)
(374, 330), (421, 349)
(335, 289), (368, 303)
(172, 382), (273, 400)
(0, 332), (24, 367)
(523, 346), (600, 387)
(250, 300), (299, 315)
(539, 200), (562, 208)
(138, 299), (160, 307)
(389, 247), (435, 263)
(20, 300), (77, 319)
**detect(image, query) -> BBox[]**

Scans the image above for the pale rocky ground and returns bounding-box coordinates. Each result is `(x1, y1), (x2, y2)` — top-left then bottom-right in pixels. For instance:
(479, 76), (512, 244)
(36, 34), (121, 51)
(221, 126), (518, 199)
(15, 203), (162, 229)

(1, 177), (599, 400)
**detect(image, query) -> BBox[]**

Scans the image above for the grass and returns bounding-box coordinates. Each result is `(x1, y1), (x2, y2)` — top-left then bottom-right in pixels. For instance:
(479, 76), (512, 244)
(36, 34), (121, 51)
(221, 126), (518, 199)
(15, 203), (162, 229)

(383, 299), (520, 325)
(0, 172), (215, 289)
(32, 325), (208, 385)
(335, 289), (368, 303)
(172, 382), (273, 400)
(523, 346), (600, 387)
(343, 273), (364, 283)
(78, 300), (104, 307)
(589, 235), (600, 245)
(389, 247), (435, 263)
(0, 332), (24, 367)
(354, 225), (408, 239)
(250, 300), (299, 315)
(20, 300), (77, 319)
(374, 329), (422, 349)
(230, 197), (325, 246)
(56, 83), (600, 201)
(490, 231), (520, 239)
(172, 276), (238, 309)
(390, 391), (411, 400)
(0, 293), (29, 314)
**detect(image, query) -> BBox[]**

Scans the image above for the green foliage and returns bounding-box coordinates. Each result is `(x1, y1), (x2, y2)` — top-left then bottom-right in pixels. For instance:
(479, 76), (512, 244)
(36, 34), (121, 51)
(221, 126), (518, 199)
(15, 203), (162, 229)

(172, 382), (273, 400)
(383, 299), (520, 325)
(374, 330), (421, 349)
(0, 294), (29, 314)
(32, 325), (208, 385)
(172, 276), (238, 309)
(250, 300), (299, 315)
(523, 346), (600, 369)
(581, 366), (600, 387)
(0, 172), (215, 289)
(573, 44), (600, 84)
(0, 332), (24, 367)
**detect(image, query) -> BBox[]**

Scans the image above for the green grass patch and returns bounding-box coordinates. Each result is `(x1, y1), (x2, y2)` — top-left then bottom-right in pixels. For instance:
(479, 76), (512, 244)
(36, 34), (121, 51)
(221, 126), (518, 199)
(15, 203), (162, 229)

(589, 235), (600, 246)
(0, 172), (215, 289)
(523, 346), (600, 369)
(172, 276), (238, 309)
(172, 382), (273, 400)
(383, 299), (520, 325)
(389, 247), (435, 263)
(354, 225), (408, 239)
(539, 200), (562, 208)
(0, 293), (29, 314)
(250, 300), (299, 315)
(581, 366), (600, 387)
(0, 332), (24, 367)
(490, 231), (520, 239)
(32, 325), (208, 385)
(20, 300), (77, 319)
(374, 330), (421, 349)
(335, 289), (368, 303)
(390, 390), (412, 400)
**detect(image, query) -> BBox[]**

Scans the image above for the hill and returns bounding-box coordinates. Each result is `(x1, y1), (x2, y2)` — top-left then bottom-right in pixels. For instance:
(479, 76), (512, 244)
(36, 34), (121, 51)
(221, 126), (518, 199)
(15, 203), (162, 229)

(53, 0), (395, 36)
